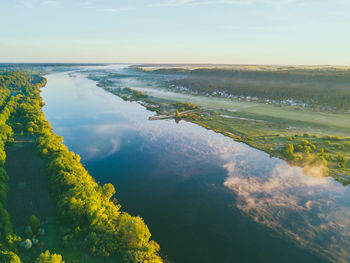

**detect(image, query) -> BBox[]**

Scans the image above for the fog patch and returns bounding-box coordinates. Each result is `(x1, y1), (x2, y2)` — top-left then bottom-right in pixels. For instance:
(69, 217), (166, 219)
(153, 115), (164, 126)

(302, 164), (329, 178)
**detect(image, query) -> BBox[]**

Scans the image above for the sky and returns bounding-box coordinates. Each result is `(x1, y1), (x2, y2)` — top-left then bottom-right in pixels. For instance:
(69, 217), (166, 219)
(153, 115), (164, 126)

(0, 0), (349, 65)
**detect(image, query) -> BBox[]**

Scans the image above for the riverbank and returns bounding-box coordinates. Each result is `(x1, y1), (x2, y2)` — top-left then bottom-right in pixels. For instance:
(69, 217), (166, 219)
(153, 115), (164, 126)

(0, 71), (163, 263)
(101, 85), (350, 185)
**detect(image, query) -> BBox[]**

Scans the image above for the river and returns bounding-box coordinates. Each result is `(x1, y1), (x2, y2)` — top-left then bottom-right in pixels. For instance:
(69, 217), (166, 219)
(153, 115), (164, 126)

(41, 65), (350, 263)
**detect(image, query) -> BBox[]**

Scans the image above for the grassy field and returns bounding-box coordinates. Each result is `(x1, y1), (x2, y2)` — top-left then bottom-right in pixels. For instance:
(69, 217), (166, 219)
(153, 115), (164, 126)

(237, 105), (350, 134)
(5, 136), (54, 228)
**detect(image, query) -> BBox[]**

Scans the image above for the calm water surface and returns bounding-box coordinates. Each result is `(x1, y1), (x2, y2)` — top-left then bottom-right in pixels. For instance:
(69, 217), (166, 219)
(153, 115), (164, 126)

(42, 66), (350, 263)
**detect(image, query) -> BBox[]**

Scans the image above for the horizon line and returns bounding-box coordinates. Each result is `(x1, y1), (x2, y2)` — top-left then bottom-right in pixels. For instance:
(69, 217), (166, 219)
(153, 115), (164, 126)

(1, 62), (350, 67)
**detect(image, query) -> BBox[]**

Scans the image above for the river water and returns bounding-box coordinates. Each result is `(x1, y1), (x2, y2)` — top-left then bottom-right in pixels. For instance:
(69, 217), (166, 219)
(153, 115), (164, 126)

(41, 65), (350, 263)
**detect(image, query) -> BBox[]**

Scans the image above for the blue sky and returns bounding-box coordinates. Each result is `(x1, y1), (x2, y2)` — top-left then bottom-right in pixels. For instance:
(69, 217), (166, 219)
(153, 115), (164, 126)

(0, 0), (349, 64)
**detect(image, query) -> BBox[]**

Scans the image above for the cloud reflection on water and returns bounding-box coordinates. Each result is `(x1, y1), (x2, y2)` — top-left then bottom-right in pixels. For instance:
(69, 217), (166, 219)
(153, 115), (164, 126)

(224, 161), (350, 263)
(137, 123), (350, 263)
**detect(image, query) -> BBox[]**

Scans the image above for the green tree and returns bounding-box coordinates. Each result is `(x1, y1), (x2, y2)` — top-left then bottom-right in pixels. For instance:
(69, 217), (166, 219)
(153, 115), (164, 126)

(0, 149), (6, 167)
(175, 110), (181, 119)
(285, 144), (294, 155)
(28, 215), (40, 235)
(102, 183), (116, 200)
(35, 250), (64, 263)
(285, 143), (296, 159)
(337, 153), (347, 168)
(0, 251), (21, 263)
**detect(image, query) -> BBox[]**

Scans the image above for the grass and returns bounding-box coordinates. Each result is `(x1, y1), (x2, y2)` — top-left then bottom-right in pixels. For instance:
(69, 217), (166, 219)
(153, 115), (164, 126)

(239, 105), (350, 134)
(5, 136), (54, 228)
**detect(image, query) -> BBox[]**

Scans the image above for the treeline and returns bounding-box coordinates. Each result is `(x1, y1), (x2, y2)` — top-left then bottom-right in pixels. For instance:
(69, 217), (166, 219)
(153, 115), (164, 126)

(150, 68), (350, 111)
(0, 71), (163, 262)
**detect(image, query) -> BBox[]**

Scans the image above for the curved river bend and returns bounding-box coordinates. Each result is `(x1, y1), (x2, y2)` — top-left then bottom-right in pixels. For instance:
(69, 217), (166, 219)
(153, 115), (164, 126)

(42, 66), (350, 263)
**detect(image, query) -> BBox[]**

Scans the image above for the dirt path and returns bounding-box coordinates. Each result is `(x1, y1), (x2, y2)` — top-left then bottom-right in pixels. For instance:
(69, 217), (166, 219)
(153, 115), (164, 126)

(5, 136), (54, 228)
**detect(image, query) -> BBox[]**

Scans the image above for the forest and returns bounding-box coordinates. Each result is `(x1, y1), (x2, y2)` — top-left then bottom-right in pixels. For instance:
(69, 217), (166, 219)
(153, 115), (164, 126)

(143, 66), (350, 111)
(0, 71), (163, 263)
